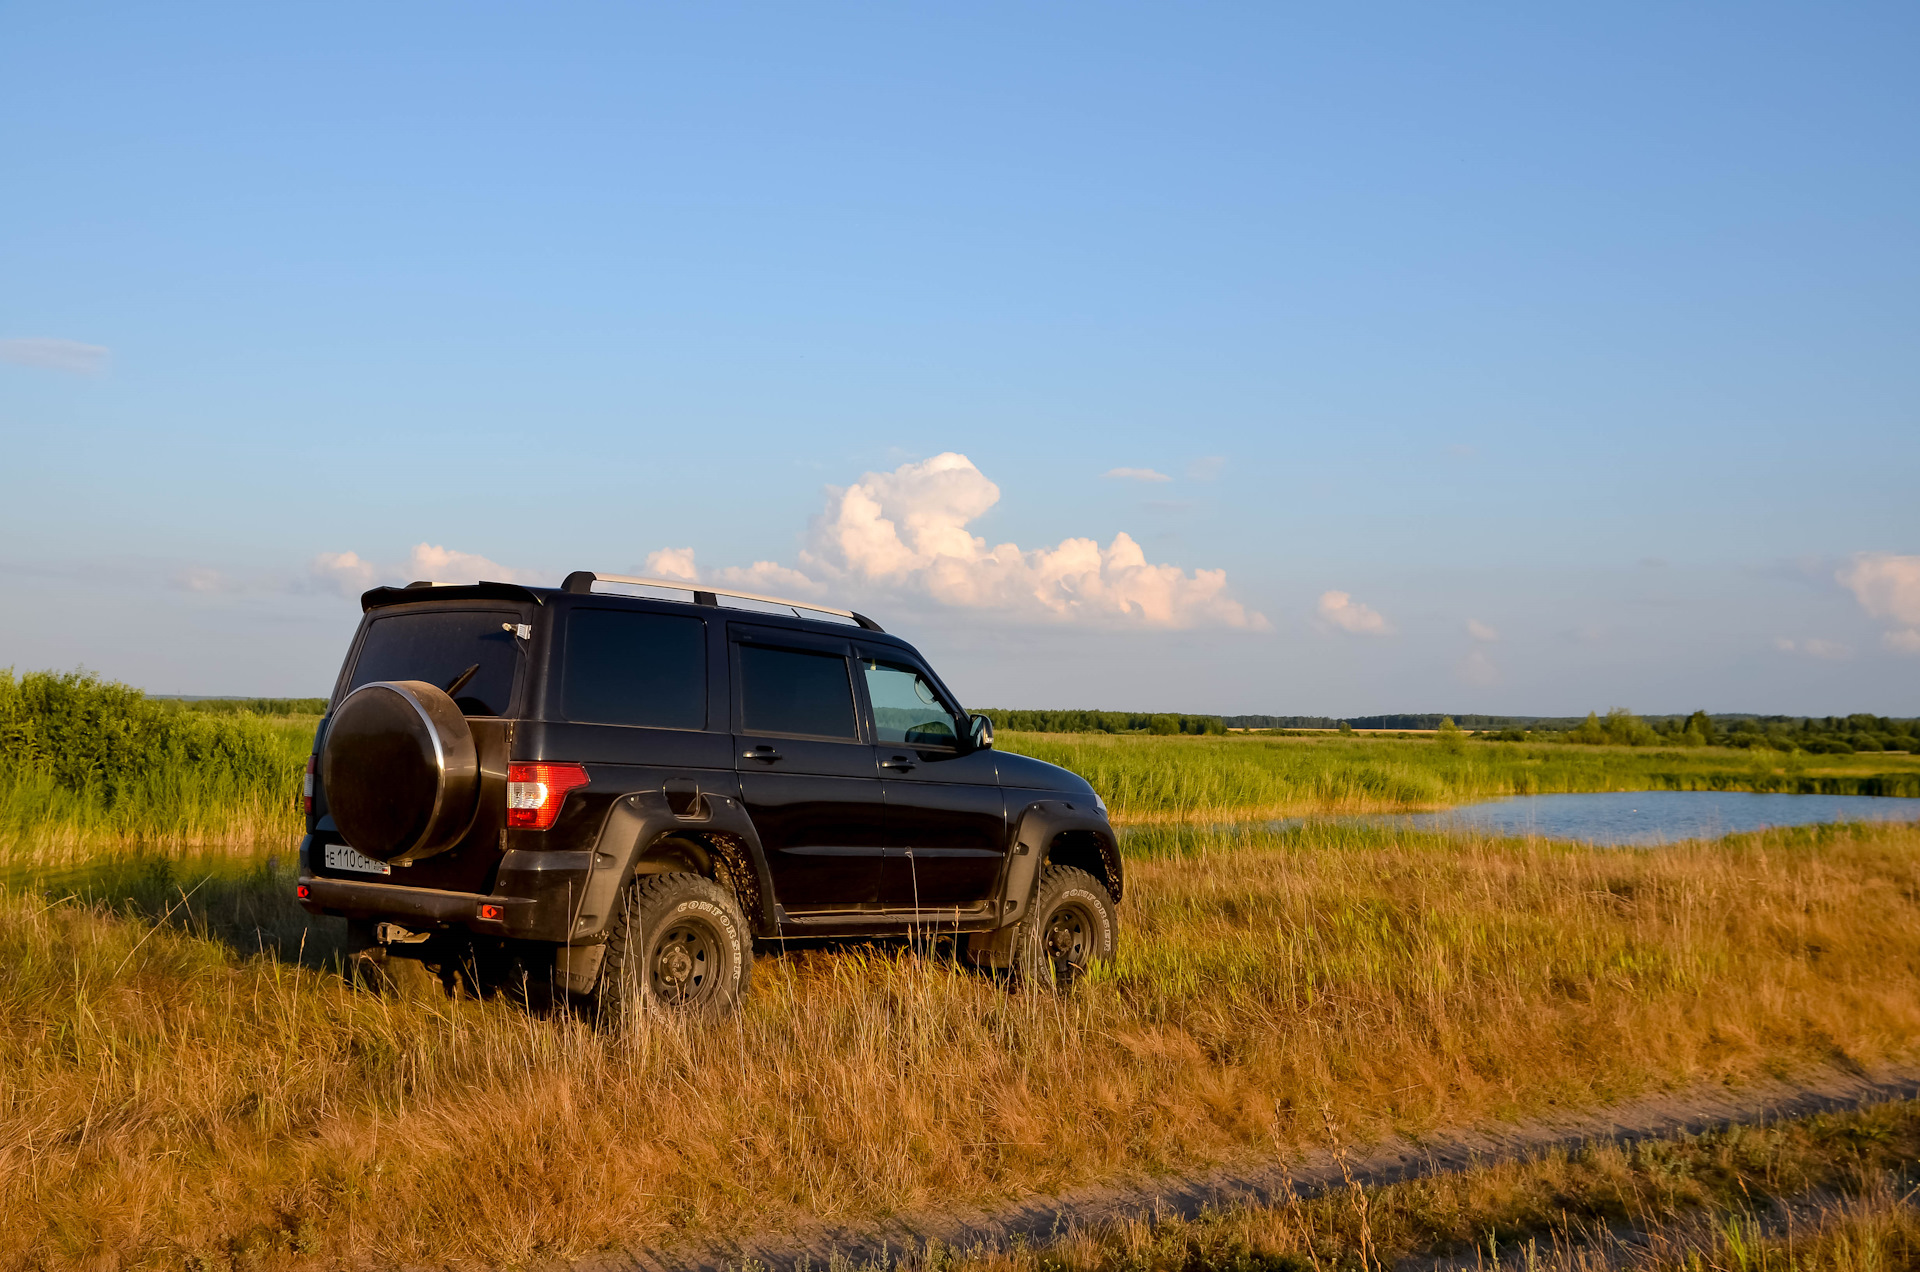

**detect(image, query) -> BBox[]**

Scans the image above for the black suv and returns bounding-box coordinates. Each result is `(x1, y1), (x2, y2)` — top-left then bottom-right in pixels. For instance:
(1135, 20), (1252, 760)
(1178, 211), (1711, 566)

(298, 571), (1121, 1013)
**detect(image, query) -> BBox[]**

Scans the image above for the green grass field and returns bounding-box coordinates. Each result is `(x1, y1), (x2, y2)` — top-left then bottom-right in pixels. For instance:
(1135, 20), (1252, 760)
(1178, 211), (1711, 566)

(7, 671), (1918, 859)
(1001, 729), (1920, 823)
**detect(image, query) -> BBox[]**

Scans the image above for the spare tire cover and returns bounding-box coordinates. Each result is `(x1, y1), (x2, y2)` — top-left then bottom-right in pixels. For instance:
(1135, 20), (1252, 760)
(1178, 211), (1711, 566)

(322, 680), (479, 861)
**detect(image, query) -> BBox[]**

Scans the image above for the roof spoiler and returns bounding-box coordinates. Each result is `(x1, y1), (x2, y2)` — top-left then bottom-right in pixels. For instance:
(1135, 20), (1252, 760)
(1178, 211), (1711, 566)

(360, 581), (547, 613)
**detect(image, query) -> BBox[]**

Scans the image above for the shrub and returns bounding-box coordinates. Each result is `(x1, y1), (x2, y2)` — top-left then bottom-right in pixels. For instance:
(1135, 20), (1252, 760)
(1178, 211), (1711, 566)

(0, 669), (310, 844)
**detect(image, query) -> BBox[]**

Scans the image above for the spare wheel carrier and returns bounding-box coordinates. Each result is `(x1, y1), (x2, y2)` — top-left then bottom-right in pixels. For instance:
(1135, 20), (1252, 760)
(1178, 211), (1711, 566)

(322, 680), (480, 862)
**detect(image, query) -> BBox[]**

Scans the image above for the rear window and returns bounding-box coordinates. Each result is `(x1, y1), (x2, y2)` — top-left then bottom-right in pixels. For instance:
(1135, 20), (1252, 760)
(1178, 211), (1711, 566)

(345, 609), (523, 717)
(562, 609), (708, 729)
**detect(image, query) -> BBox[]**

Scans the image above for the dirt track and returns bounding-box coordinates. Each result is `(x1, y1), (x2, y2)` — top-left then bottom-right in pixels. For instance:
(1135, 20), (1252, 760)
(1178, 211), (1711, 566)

(583, 1064), (1920, 1272)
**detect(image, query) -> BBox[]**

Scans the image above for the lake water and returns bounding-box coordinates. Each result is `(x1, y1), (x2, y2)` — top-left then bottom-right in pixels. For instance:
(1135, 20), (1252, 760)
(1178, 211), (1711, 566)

(1392, 790), (1920, 847)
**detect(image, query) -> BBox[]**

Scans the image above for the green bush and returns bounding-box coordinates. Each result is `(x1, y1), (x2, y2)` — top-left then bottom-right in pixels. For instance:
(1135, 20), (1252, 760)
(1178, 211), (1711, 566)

(0, 669), (314, 843)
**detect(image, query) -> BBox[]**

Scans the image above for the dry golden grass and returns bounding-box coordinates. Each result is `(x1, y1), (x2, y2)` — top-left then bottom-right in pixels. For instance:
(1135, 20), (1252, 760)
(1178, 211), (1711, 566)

(4, 819), (1920, 1269)
(946, 1099), (1920, 1272)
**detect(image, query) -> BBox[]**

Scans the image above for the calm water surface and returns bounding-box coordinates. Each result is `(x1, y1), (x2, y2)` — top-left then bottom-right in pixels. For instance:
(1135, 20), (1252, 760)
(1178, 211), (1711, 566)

(1393, 790), (1920, 846)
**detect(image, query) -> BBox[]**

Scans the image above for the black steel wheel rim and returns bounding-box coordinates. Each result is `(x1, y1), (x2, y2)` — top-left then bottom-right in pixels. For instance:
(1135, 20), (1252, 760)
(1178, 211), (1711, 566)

(1044, 898), (1096, 970)
(650, 917), (720, 1005)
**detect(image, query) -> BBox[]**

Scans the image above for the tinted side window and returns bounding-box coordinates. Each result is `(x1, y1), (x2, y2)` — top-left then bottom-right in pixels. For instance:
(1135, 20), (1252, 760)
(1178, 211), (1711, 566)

(563, 609), (707, 729)
(348, 609), (521, 716)
(738, 645), (858, 739)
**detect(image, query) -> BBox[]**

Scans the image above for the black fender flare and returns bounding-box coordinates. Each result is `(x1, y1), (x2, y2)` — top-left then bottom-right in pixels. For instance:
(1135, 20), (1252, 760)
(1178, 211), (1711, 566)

(573, 789), (778, 942)
(553, 788), (777, 996)
(995, 798), (1123, 928)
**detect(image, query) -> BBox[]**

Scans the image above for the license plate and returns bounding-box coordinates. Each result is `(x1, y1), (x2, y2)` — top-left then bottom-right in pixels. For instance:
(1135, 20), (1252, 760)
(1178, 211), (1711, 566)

(324, 843), (391, 876)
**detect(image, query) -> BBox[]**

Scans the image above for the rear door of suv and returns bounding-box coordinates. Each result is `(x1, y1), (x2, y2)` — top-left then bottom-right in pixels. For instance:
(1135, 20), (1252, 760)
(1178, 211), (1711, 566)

(729, 624), (886, 912)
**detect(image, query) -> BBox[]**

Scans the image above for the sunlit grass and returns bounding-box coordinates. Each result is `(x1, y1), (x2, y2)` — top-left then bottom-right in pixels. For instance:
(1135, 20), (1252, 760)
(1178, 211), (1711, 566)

(5, 818), (1920, 1267)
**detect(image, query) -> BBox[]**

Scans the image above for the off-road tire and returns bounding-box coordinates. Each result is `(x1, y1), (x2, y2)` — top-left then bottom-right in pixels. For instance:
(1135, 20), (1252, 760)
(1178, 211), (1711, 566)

(592, 872), (752, 1022)
(1019, 865), (1117, 986)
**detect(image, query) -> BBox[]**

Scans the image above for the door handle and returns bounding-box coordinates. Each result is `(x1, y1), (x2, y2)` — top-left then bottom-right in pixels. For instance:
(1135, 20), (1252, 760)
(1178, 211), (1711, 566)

(744, 746), (782, 762)
(880, 755), (916, 772)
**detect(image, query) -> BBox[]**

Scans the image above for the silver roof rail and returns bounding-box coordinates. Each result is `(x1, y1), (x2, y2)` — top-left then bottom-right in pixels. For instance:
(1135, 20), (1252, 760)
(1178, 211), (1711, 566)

(560, 571), (885, 633)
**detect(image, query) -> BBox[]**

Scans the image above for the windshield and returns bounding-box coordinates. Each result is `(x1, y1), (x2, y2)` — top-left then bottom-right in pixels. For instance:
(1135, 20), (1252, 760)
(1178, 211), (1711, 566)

(344, 608), (524, 716)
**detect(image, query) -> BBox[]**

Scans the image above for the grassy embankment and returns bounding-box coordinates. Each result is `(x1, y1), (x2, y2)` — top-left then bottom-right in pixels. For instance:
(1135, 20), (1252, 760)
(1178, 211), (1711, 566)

(1000, 730), (1920, 825)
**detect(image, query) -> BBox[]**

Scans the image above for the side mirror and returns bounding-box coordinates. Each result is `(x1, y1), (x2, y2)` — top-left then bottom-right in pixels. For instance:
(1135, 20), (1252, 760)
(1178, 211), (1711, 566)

(968, 713), (995, 752)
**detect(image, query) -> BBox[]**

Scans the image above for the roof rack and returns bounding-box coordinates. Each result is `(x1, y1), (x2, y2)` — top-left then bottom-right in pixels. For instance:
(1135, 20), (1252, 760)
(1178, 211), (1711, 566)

(561, 571), (885, 633)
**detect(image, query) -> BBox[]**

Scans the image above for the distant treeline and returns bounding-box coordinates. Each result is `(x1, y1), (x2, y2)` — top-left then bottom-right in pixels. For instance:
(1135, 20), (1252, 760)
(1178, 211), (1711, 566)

(1529, 709), (1920, 754)
(1224, 709), (1916, 754)
(155, 696), (330, 716)
(1226, 714), (1528, 731)
(1227, 711), (1920, 736)
(980, 709), (1226, 735)
(991, 707), (1917, 753)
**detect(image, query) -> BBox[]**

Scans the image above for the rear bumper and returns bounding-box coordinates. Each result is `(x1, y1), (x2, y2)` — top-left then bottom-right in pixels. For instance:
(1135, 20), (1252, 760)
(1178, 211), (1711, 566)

(297, 835), (594, 943)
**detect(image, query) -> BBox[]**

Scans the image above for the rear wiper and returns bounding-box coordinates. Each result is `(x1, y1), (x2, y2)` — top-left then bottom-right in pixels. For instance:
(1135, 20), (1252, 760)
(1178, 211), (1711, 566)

(443, 664), (480, 698)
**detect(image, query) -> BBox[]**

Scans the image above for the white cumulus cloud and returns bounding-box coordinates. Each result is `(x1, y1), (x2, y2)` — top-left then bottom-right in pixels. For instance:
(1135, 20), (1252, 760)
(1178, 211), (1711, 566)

(1838, 553), (1920, 653)
(0, 337), (109, 374)
(1317, 590), (1391, 636)
(302, 458), (1260, 630)
(797, 452), (1263, 628)
(635, 548), (826, 598)
(1838, 553), (1920, 625)
(309, 544), (539, 595)
(1103, 467), (1171, 483)
(1467, 619), (1500, 642)
(642, 547), (700, 581)
(715, 561), (824, 596)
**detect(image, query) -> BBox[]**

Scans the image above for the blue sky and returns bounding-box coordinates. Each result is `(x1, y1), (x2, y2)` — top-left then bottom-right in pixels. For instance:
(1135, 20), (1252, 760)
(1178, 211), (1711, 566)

(2, 2), (1916, 714)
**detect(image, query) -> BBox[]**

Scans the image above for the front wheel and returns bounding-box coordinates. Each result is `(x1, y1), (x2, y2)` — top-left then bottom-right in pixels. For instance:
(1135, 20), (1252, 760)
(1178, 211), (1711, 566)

(593, 872), (753, 1022)
(1018, 865), (1118, 985)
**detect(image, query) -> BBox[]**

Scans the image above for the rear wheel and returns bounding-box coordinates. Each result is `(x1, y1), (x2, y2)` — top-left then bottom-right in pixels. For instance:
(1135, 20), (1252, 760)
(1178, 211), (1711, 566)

(593, 872), (752, 1022)
(1019, 865), (1117, 986)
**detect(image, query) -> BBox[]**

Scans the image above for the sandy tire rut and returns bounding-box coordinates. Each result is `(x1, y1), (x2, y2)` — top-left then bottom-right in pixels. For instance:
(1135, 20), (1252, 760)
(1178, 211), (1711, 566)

(583, 1064), (1920, 1272)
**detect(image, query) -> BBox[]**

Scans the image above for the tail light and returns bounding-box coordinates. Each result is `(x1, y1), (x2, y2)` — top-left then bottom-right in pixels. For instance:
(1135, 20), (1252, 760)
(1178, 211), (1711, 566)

(507, 763), (590, 830)
(302, 754), (316, 816)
